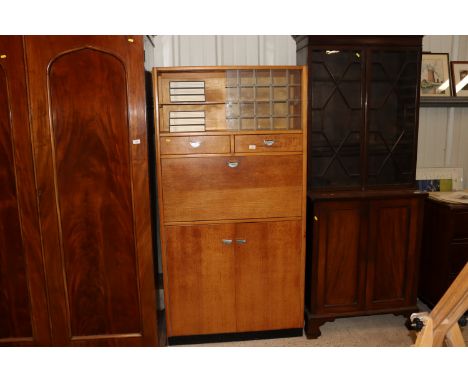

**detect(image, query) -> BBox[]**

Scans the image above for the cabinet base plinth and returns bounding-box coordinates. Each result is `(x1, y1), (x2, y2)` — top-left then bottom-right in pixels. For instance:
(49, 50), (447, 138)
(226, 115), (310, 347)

(168, 328), (303, 346)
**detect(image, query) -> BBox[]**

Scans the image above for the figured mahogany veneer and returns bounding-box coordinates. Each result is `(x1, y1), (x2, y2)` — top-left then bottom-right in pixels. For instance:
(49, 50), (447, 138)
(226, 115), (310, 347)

(154, 66), (308, 343)
(0, 36), (158, 346)
(24, 36), (158, 346)
(0, 36), (50, 346)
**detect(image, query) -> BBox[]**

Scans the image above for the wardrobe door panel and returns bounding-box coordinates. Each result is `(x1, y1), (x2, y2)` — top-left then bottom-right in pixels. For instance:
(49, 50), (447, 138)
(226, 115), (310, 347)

(0, 36), (50, 345)
(49, 49), (140, 337)
(25, 36), (157, 346)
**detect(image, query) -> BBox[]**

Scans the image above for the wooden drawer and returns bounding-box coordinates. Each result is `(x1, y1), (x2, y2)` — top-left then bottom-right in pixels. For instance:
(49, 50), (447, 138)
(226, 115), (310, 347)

(453, 211), (468, 240)
(160, 135), (230, 155)
(161, 155), (303, 222)
(159, 72), (225, 104)
(235, 134), (303, 153)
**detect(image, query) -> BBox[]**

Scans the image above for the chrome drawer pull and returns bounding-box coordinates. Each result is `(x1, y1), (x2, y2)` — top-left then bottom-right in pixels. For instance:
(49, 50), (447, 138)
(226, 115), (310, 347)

(189, 141), (201, 148)
(263, 139), (276, 146)
(227, 161), (239, 168)
(236, 239), (247, 244)
(222, 239), (233, 245)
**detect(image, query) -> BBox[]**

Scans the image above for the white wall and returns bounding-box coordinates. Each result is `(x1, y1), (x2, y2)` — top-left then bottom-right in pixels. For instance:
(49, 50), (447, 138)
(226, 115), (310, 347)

(151, 35), (296, 66)
(418, 36), (468, 187)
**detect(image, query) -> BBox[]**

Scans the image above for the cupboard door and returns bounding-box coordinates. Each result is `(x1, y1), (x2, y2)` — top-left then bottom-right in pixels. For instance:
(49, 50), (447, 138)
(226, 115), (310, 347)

(312, 201), (367, 314)
(24, 36), (157, 346)
(164, 224), (237, 337)
(366, 198), (422, 310)
(0, 36), (50, 346)
(235, 221), (303, 332)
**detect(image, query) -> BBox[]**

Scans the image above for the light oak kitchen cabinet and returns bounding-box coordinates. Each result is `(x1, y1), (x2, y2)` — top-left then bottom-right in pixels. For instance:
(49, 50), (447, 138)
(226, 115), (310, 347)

(153, 66), (308, 344)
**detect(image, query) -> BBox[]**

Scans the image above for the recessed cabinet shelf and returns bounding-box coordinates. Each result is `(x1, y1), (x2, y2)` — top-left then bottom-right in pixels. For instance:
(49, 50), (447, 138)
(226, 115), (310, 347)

(157, 67), (303, 132)
(420, 96), (468, 107)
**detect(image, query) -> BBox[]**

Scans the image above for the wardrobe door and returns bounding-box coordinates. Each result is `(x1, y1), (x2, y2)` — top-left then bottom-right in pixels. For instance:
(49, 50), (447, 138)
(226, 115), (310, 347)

(24, 36), (157, 346)
(0, 36), (50, 345)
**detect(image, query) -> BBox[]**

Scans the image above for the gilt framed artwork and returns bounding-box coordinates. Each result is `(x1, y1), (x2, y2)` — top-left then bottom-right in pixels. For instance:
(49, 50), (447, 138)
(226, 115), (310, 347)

(450, 61), (468, 97)
(420, 53), (451, 97)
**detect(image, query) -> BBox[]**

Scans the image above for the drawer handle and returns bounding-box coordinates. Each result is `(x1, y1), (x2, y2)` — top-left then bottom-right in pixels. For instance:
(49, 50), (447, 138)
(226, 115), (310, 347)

(222, 239), (233, 245)
(189, 141), (201, 148)
(227, 161), (239, 168)
(236, 239), (247, 245)
(263, 139), (276, 146)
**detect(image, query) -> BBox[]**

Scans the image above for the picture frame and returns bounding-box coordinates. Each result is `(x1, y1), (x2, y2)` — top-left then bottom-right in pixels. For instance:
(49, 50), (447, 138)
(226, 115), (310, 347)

(420, 53), (452, 97)
(450, 61), (468, 97)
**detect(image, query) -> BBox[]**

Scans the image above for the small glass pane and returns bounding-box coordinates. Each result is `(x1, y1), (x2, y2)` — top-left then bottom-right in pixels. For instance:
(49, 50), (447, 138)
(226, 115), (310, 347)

(273, 102), (288, 117)
(273, 87), (288, 101)
(226, 87), (238, 102)
(289, 86), (301, 100)
(272, 70), (287, 85)
(240, 103), (254, 118)
(289, 101), (301, 116)
(226, 118), (240, 130)
(256, 70), (271, 86)
(257, 118), (271, 130)
(256, 102), (271, 117)
(225, 102), (239, 118)
(226, 70), (238, 87)
(240, 87), (254, 101)
(289, 117), (301, 130)
(273, 117), (288, 129)
(289, 70), (301, 85)
(241, 118), (255, 130)
(240, 70), (255, 86)
(256, 87), (270, 101)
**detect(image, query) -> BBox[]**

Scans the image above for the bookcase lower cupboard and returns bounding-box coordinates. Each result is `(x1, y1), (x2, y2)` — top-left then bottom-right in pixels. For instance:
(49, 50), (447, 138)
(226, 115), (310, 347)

(153, 66), (307, 344)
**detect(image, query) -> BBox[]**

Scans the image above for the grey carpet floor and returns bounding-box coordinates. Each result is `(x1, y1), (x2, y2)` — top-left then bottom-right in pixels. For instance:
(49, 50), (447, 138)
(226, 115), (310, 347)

(184, 302), (467, 347)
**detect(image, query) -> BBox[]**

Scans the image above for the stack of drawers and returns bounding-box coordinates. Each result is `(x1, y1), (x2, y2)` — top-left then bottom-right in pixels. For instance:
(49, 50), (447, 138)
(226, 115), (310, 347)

(153, 66), (307, 343)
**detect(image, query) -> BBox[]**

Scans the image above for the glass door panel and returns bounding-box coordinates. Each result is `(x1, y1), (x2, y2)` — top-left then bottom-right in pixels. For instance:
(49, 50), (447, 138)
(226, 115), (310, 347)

(309, 49), (363, 190)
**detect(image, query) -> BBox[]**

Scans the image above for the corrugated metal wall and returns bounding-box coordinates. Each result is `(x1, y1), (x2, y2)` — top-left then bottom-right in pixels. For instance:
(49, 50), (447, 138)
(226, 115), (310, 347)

(152, 35), (296, 66)
(147, 35), (467, 187)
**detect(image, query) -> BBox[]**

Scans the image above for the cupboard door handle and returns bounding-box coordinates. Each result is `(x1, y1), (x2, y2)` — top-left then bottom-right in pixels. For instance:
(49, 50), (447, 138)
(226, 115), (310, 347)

(189, 141), (201, 148)
(227, 161), (239, 168)
(222, 239), (233, 245)
(236, 239), (247, 244)
(263, 139), (275, 146)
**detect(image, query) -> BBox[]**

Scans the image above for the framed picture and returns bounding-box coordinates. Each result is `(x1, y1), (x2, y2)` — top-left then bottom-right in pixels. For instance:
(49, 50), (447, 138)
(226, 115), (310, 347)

(420, 53), (451, 96)
(450, 61), (468, 96)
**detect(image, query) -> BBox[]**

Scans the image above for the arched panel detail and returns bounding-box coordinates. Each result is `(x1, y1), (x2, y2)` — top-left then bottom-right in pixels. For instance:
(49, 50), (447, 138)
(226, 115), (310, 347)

(47, 48), (141, 337)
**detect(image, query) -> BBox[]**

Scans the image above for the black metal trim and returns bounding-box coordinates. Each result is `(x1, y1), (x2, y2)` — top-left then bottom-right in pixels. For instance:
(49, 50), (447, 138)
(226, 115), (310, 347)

(167, 328), (303, 346)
